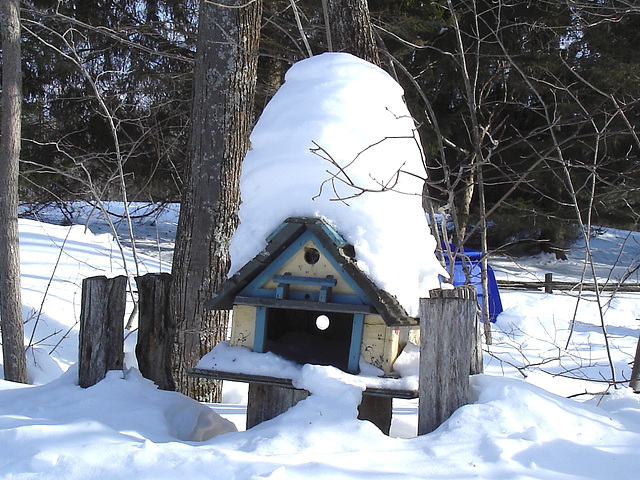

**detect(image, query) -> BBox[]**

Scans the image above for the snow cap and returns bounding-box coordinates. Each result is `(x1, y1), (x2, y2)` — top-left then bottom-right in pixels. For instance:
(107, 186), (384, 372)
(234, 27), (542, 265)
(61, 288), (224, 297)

(229, 52), (445, 315)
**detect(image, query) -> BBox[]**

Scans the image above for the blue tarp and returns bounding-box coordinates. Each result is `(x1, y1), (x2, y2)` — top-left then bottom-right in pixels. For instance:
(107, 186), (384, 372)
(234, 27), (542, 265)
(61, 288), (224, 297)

(442, 244), (503, 323)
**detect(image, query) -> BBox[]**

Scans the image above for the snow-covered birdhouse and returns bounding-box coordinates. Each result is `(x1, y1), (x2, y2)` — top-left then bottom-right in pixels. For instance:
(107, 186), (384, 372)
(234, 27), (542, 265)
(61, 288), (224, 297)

(193, 52), (447, 432)
(201, 52), (446, 377)
(205, 217), (418, 375)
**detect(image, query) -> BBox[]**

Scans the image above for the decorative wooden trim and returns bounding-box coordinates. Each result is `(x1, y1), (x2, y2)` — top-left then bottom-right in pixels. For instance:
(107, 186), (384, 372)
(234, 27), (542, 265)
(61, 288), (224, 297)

(253, 306), (267, 353)
(205, 217), (416, 327)
(272, 273), (337, 288)
(235, 295), (377, 314)
(241, 230), (315, 298)
(349, 313), (365, 372)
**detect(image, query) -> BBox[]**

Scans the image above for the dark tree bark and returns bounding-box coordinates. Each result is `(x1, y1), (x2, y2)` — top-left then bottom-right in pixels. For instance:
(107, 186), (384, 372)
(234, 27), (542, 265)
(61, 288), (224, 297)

(324, 0), (380, 66)
(135, 273), (174, 391)
(78, 276), (126, 388)
(170, 0), (262, 402)
(0, 0), (28, 384)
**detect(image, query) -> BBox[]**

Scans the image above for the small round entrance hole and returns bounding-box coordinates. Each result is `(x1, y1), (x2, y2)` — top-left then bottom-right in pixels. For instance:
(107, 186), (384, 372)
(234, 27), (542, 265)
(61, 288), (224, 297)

(315, 314), (330, 331)
(304, 247), (320, 265)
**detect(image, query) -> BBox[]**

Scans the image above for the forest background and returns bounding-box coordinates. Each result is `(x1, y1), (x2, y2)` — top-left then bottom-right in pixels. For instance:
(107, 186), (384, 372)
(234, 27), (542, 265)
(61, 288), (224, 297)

(2, 0), (640, 395)
(14, 0), (640, 257)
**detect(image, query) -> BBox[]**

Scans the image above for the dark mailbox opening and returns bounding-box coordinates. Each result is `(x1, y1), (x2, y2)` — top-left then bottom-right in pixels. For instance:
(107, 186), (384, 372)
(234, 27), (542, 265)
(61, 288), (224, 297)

(264, 307), (354, 371)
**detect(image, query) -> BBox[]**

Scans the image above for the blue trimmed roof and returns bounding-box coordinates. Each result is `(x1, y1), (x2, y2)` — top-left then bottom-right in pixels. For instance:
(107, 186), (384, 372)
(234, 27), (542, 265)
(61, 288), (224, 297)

(205, 217), (416, 327)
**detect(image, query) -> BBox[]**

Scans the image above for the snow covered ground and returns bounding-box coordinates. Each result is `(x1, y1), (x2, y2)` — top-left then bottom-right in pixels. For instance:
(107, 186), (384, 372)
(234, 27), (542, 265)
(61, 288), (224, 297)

(1, 203), (639, 479)
(2, 53), (640, 479)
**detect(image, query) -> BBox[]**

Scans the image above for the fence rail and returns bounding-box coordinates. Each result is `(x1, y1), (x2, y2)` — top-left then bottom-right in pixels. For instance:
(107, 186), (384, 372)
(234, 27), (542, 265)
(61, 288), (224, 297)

(497, 279), (640, 292)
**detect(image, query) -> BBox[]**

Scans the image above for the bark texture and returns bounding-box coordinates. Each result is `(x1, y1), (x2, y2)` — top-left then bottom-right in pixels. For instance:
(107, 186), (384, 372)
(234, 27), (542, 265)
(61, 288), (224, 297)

(78, 276), (126, 388)
(418, 286), (477, 435)
(135, 273), (174, 390)
(170, 0), (262, 402)
(325, 0), (380, 66)
(0, 0), (28, 384)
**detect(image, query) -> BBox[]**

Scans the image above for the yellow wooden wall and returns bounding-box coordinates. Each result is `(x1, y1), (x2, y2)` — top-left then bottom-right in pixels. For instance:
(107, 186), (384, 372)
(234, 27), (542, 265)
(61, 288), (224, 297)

(227, 238), (418, 375)
(229, 304), (256, 348)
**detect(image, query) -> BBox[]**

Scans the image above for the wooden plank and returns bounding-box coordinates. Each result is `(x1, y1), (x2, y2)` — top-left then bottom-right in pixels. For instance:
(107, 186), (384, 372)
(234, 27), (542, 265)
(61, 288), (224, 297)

(190, 367), (296, 387)
(470, 309), (484, 375)
(629, 334), (640, 393)
(358, 394), (392, 435)
(348, 313), (365, 373)
(273, 273), (337, 287)
(230, 305), (256, 348)
(497, 280), (640, 292)
(253, 306), (267, 353)
(188, 367), (418, 399)
(235, 296), (377, 314)
(360, 319), (393, 373)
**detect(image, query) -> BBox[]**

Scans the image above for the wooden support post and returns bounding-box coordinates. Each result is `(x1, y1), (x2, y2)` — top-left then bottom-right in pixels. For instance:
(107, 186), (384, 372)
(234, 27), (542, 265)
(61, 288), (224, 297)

(135, 273), (175, 390)
(418, 286), (477, 435)
(78, 275), (127, 388)
(246, 383), (309, 429)
(545, 273), (553, 294)
(245, 382), (393, 434)
(358, 394), (392, 434)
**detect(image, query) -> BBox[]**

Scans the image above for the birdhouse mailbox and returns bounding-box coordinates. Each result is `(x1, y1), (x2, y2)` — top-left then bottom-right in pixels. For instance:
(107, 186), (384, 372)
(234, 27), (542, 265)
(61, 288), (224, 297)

(204, 217), (419, 375)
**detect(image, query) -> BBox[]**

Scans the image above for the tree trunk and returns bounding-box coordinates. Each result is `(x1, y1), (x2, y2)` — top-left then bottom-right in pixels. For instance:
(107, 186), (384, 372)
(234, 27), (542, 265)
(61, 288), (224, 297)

(324, 0), (380, 66)
(170, 0), (263, 402)
(0, 0), (28, 384)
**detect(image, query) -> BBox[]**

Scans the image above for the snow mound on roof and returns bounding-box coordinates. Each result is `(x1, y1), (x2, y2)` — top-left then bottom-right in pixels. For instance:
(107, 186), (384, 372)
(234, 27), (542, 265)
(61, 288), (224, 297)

(229, 53), (445, 315)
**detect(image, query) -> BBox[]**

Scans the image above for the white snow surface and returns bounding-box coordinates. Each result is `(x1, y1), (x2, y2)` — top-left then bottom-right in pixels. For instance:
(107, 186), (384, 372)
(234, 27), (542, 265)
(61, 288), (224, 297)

(3, 52), (640, 478)
(230, 53), (445, 316)
(1, 203), (640, 479)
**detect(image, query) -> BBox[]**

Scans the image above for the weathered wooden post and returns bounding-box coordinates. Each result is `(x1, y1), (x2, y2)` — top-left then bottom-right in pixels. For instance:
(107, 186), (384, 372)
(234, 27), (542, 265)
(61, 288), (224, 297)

(135, 273), (175, 390)
(78, 275), (127, 388)
(246, 384), (309, 428)
(358, 394), (393, 434)
(545, 273), (554, 294)
(418, 285), (477, 435)
(244, 383), (392, 433)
